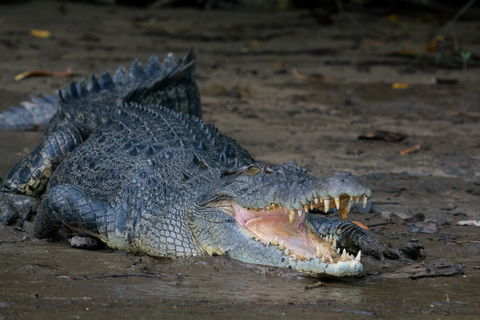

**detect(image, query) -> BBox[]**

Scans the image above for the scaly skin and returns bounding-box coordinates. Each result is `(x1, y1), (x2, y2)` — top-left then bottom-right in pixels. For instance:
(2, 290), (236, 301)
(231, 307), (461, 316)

(0, 50), (384, 278)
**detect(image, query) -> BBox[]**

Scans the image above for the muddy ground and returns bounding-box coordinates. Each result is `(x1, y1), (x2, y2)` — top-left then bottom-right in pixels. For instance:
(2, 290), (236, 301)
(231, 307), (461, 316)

(0, 0), (479, 319)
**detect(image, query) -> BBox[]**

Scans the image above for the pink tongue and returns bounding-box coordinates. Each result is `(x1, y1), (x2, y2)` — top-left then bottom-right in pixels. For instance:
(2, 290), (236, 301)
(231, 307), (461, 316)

(245, 215), (316, 258)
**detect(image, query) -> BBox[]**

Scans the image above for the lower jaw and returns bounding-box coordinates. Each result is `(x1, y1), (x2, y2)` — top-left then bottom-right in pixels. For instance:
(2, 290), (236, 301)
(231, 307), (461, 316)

(228, 241), (363, 278)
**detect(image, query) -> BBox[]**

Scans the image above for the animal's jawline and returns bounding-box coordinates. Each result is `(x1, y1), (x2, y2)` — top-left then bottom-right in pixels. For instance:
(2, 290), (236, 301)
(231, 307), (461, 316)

(234, 203), (343, 262)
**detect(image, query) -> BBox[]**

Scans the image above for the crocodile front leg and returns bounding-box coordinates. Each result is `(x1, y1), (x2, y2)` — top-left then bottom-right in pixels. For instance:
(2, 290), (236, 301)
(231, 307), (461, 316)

(308, 215), (386, 260)
(0, 125), (89, 228)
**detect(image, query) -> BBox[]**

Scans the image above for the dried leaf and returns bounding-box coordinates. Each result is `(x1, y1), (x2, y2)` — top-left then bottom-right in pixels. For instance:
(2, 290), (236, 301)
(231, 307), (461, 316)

(30, 29), (51, 38)
(14, 67), (73, 81)
(392, 82), (409, 89)
(352, 221), (370, 230)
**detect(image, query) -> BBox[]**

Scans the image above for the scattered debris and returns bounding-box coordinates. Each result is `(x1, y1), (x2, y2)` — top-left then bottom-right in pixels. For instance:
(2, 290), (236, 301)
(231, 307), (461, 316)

(409, 222), (438, 234)
(466, 188), (480, 196)
(305, 281), (324, 290)
(457, 220), (480, 227)
(392, 82), (409, 89)
(270, 61), (285, 68)
(14, 67), (73, 81)
(291, 68), (335, 82)
(456, 240), (480, 244)
(404, 212), (425, 223)
(400, 142), (423, 155)
(358, 130), (407, 142)
(72, 274), (160, 280)
(441, 204), (457, 211)
(69, 235), (103, 250)
(379, 259), (463, 279)
(29, 29), (51, 38)
(400, 242), (425, 259)
(389, 213), (406, 225)
(392, 49), (480, 68)
(431, 78), (458, 85)
(352, 221), (370, 230)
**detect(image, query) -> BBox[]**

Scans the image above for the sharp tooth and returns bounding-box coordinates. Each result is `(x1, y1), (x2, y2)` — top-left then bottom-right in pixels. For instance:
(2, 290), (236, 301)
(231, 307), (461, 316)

(363, 196), (368, 208)
(285, 248), (289, 255)
(328, 234), (333, 243)
(273, 236), (278, 245)
(289, 210), (295, 223)
(292, 254), (296, 261)
(304, 205), (309, 212)
(266, 208), (270, 213)
(314, 197), (319, 204)
(316, 245), (321, 258)
(332, 239), (337, 249)
(355, 250), (362, 262)
(328, 256), (334, 264)
(337, 248), (340, 254)
(355, 197), (359, 203)
(284, 208), (288, 214)
(324, 199), (330, 212)
(279, 240), (285, 250)
(321, 254), (326, 263)
(306, 253), (311, 260)
(271, 204), (275, 209)
(334, 197), (340, 210)
(341, 249), (348, 262)
(340, 200), (352, 221)
(310, 203), (313, 210)
(298, 209), (302, 217)
(350, 195), (354, 201)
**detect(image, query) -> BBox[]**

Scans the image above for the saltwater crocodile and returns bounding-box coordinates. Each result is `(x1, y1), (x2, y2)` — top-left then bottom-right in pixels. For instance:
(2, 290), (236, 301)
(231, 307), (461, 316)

(0, 50), (387, 277)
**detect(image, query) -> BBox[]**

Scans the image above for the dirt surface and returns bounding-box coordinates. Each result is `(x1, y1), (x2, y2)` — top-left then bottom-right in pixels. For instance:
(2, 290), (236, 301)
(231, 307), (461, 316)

(1, 1), (480, 318)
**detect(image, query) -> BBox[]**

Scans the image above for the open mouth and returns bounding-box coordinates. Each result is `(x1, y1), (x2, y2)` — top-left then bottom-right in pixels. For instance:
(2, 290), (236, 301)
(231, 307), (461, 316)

(233, 194), (368, 263)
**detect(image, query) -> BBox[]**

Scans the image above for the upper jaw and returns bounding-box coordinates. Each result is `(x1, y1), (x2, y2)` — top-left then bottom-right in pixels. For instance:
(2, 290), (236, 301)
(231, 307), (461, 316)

(237, 170), (371, 222)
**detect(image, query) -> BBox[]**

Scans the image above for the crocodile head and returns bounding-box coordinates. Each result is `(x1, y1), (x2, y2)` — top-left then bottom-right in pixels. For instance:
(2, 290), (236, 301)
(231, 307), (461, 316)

(193, 162), (371, 277)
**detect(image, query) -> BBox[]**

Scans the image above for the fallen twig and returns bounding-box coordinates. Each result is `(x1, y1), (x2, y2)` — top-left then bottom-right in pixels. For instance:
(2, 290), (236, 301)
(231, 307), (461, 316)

(305, 281), (324, 289)
(400, 142), (423, 155)
(71, 274), (161, 280)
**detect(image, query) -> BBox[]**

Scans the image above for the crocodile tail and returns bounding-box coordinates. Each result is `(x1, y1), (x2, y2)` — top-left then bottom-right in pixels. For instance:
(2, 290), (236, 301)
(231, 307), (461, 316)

(0, 50), (201, 131)
(123, 48), (201, 118)
(0, 94), (57, 130)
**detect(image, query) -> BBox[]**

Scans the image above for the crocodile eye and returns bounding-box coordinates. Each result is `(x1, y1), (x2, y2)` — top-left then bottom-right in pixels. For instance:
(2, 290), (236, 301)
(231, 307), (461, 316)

(245, 165), (261, 175)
